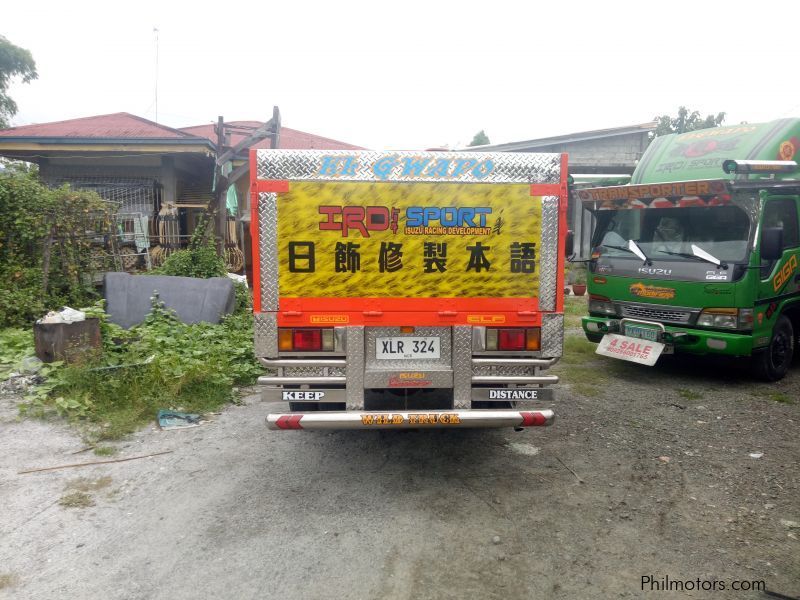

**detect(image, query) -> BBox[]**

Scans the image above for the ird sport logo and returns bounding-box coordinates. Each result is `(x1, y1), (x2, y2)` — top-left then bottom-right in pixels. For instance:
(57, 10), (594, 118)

(318, 205), (495, 237)
(773, 254), (798, 292)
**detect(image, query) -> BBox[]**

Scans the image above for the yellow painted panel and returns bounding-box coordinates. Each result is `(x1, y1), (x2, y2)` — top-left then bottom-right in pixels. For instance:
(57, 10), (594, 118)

(277, 181), (542, 298)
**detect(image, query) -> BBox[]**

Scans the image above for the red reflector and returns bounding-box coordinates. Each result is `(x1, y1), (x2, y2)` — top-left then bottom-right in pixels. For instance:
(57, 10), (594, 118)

(520, 412), (547, 427)
(293, 329), (322, 351)
(275, 415), (304, 429)
(498, 328), (525, 351)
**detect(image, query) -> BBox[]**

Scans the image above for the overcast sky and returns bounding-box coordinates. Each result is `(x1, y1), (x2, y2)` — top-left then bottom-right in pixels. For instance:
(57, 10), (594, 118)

(4, 0), (799, 149)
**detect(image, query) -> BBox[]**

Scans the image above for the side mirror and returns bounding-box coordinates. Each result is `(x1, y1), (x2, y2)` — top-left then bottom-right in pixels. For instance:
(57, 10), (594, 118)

(761, 227), (784, 261)
(565, 230), (574, 257)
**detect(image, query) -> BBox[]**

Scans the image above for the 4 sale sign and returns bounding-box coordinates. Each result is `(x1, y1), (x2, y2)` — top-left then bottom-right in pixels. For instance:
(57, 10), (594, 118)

(595, 333), (665, 366)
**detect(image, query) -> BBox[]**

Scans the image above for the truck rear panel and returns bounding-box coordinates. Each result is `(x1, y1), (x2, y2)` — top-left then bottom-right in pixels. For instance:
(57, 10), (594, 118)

(250, 149), (568, 429)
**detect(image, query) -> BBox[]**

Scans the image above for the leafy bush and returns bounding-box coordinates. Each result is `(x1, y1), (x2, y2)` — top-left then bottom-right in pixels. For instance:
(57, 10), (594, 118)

(0, 327), (35, 379)
(0, 173), (111, 327)
(155, 218), (226, 279)
(0, 263), (47, 326)
(19, 298), (262, 440)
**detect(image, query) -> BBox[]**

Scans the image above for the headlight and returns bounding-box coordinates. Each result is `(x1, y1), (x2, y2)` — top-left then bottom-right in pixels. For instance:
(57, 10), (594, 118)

(697, 308), (739, 329)
(589, 295), (616, 316)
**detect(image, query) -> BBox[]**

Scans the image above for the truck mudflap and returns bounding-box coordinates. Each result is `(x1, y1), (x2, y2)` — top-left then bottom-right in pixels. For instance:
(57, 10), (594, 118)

(266, 409), (554, 430)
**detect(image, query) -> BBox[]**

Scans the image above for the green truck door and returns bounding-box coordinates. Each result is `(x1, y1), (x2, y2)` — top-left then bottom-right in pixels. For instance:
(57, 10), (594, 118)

(755, 196), (800, 338)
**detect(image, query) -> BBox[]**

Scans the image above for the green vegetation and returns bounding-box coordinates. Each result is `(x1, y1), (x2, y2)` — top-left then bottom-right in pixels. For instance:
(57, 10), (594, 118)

(0, 172), (112, 327)
(468, 130), (490, 146)
(563, 296), (587, 329)
(58, 491), (94, 508)
(93, 446), (117, 456)
(677, 388), (704, 401)
(0, 328), (34, 379)
(567, 263), (587, 285)
(560, 364), (601, 397)
(2, 201), (261, 441)
(653, 106), (726, 137)
(17, 295), (261, 441)
(561, 335), (597, 363)
(769, 392), (793, 404)
(0, 35), (38, 128)
(154, 221), (226, 279)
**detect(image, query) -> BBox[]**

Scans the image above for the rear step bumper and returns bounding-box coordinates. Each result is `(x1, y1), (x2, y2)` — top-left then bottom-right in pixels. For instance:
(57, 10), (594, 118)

(266, 409), (554, 430)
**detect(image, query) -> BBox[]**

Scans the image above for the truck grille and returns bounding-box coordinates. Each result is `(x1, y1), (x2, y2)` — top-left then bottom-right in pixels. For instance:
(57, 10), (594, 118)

(620, 304), (692, 324)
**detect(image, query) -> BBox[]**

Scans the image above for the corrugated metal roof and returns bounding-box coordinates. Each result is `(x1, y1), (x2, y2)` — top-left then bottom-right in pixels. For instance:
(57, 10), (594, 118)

(180, 121), (366, 150)
(462, 122), (657, 152)
(0, 113), (199, 139)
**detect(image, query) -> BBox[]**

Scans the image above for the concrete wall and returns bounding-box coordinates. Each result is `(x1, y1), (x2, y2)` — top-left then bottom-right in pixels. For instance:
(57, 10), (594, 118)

(531, 131), (651, 173)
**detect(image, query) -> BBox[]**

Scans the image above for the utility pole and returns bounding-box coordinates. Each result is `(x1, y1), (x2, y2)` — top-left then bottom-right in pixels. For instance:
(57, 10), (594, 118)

(153, 27), (159, 122)
(214, 115), (227, 255)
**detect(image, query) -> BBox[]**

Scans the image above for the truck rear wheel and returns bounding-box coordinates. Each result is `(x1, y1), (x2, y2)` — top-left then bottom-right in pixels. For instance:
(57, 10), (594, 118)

(753, 315), (794, 382)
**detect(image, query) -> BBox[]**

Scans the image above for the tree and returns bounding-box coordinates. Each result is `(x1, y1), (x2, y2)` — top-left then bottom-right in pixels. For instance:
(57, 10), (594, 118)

(0, 36), (38, 129)
(653, 106), (725, 137)
(468, 130), (490, 146)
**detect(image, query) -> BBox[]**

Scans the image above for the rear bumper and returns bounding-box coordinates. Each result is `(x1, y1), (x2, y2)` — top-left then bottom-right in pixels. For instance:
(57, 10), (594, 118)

(266, 409), (555, 430)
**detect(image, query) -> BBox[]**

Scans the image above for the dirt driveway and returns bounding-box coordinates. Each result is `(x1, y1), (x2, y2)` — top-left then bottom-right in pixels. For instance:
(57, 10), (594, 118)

(1, 312), (798, 599)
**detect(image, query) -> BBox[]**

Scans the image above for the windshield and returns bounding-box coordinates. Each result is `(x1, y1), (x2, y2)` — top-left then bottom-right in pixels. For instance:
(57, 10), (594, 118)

(593, 206), (751, 263)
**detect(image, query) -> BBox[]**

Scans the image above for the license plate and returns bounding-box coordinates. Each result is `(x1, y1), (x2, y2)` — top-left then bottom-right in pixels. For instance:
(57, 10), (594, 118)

(376, 337), (441, 360)
(595, 333), (664, 366)
(624, 323), (660, 342)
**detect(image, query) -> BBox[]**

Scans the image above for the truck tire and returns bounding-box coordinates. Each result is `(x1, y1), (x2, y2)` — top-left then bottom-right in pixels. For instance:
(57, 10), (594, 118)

(753, 315), (794, 381)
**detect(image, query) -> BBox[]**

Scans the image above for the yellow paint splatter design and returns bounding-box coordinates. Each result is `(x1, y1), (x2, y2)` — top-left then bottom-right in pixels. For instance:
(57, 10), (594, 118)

(277, 181), (542, 298)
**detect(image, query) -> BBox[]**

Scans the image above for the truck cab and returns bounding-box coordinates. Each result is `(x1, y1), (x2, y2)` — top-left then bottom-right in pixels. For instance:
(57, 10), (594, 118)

(579, 119), (800, 380)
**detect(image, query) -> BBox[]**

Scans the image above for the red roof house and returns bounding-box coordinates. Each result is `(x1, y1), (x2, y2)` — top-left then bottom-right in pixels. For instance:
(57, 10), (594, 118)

(0, 112), (364, 276)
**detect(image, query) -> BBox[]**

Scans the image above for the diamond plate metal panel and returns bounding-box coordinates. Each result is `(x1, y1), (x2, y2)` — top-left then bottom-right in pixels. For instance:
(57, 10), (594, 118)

(254, 312), (277, 358)
(280, 366), (346, 378)
(365, 327), (452, 370)
(452, 326), (472, 409)
(285, 367), (333, 377)
(541, 313), (564, 358)
(472, 365), (536, 376)
(539, 196), (559, 311)
(345, 326), (365, 410)
(256, 150), (561, 184)
(258, 192), (278, 311)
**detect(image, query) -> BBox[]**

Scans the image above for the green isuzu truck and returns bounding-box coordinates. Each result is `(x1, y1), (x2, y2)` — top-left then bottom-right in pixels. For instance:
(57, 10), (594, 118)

(578, 119), (800, 380)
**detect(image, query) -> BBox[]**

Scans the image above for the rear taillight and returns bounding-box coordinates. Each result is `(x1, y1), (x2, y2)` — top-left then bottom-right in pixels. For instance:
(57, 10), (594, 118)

(294, 329), (322, 351)
(486, 327), (541, 351)
(278, 328), (335, 352)
(498, 329), (525, 351)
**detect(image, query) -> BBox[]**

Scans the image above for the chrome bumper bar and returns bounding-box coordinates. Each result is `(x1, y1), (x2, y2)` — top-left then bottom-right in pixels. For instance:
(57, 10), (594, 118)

(266, 409), (555, 430)
(258, 358), (347, 368)
(471, 357), (559, 367)
(258, 375), (346, 385)
(471, 374), (559, 385)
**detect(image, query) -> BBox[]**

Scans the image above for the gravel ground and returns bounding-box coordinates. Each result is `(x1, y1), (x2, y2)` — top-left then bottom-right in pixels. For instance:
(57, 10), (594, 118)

(1, 338), (798, 599)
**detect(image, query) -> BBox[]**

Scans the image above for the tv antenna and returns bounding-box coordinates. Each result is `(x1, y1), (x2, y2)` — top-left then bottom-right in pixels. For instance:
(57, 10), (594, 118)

(153, 27), (159, 122)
